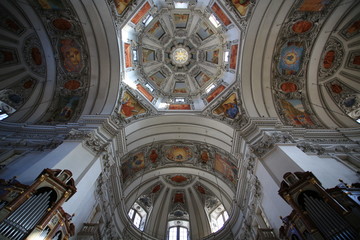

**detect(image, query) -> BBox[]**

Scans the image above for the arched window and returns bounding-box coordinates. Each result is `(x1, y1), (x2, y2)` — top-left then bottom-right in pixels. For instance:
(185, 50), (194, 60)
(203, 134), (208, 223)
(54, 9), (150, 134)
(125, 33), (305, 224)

(167, 220), (189, 240)
(209, 203), (229, 233)
(127, 202), (147, 231)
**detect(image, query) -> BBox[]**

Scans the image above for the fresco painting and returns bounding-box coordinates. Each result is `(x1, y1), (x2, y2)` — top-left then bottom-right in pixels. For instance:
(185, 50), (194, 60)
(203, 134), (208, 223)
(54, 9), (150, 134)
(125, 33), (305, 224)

(292, 21), (313, 33)
(280, 82), (298, 93)
(64, 80), (81, 90)
(148, 21), (165, 40)
(206, 50), (219, 64)
(330, 84), (343, 94)
(142, 48), (155, 63)
(206, 85), (225, 102)
(124, 43), (132, 68)
(212, 3), (231, 26)
(121, 152), (145, 182)
(169, 104), (191, 110)
(131, 2), (151, 24)
(213, 93), (239, 119)
(278, 42), (304, 75)
(52, 18), (72, 31)
(196, 185), (206, 194)
(152, 184), (161, 193)
(170, 175), (188, 183)
(200, 150), (210, 164)
(231, 0), (251, 16)
(38, 0), (64, 9)
(346, 20), (360, 37)
(60, 39), (83, 73)
(323, 50), (335, 69)
(214, 153), (238, 184)
(298, 0), (328, 12)
(195, 72), (211, 87)
(173, 82), (187, 93)
(149, 149), (158, 163)
(173, 193), (184, 203)
(137, 84), (154, 102)
(114, 0), (132, 15)
(149, 71), (166, 86)
(174, 14), (189, 28)
(347, 52), (360, 70)
(196, 22), (214, 40)
(120, 91), (146, 118)
(230, 45), (238, 69)
(47, 95), (80, 122)
(31, 48), (42, 65)
(281, 99), (314, 126)
(165, 146), (193, 162)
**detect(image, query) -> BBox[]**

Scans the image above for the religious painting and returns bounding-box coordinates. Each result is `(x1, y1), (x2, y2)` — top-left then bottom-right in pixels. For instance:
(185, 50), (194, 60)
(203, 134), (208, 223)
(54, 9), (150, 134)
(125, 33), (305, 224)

(214, 153), (238, 184)
(173, 82), (187, 93)
(165, 146), (193, 162)
(114, 0), (132, 15)
(47, 95), (80, 123)
(196, 22), (214, 41)
(195, 72), (211, 87)
(206, 85), (225, 102)
(169, 104), (191, 110)
(174, 14), (189, 29)
(347, 51), (360, 70)
(298, 0), (328, 12)
(278, 42), (304, 75)
(124, 43), (132, 68)
(212, 3), (231, 26)
(148, 21), (165, 40)
(149, 149), (158, 163)
(280, 99), (314, 127)
(0, 48), (18, 67)
(213, 93), (239, 119)
(206, 50), (219, 64)
(323, 50), (335, 69)
(131, 2), (151, 24)
(292, 20), (313, 34)
(231, 0), (251, 17)
(137, 84), (154, 102)
(142, 48), (155, 63)
(59, 39), (83, 73)
(121, 152), (145, 182)
(120, 91), (146, 118)
(280, 82), (298, 93)
(149, 71), (166, 86)
(196, 185), (207, 195)
(37, 0), (64, 10)
(0, 8), (24, 35)
(230, 45), (238, 69)
(152, 184), (161, 193)
(52, 18), (72, 31)
(64, 80), (81, 90)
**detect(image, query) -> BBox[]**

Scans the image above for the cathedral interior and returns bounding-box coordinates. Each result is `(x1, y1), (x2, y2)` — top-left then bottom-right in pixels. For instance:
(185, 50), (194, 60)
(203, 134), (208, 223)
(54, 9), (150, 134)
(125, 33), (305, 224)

(0, 0), (360, 239)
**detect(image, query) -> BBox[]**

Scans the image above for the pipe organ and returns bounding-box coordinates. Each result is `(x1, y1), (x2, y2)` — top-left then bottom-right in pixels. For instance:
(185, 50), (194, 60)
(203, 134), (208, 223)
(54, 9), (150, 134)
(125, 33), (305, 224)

(0, 169), (76, 240)
(278, 172), (360, 240)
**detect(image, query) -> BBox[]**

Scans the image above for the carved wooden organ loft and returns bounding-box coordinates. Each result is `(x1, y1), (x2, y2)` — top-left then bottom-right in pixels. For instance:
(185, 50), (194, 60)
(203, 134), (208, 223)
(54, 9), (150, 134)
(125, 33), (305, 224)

(278, 172), (360, 240)
(0, 169), (76, 240)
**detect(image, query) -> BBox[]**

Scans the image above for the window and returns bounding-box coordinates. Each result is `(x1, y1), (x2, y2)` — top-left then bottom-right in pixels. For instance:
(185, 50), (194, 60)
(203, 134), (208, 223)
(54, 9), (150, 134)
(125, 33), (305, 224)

(209, 14), (220, 28)
(224, 51), (229, 63)
(127, 202), (147, 231)
(168, 226), (188, 240)
(133, 49), (138, 62)
(143, 15), (153, 26)
(174, 2), (189, 9)
(209, 204), (229, 233)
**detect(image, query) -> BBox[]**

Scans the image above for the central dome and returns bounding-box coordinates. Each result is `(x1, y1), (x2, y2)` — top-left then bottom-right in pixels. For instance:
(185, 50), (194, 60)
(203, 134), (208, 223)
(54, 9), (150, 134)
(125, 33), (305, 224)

(172, 47), (189, 65)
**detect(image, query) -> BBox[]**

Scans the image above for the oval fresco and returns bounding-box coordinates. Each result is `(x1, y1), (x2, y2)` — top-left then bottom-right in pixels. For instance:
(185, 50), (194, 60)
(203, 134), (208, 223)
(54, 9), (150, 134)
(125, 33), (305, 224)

(170, 175), (188, 183)
(64, 80), (81, 90)
(280, 82), (298, 93)
(323, 50), (335, 69)
(292, 20), (313, 33)
(165, 146), (193, 162)
(52, 18), (72, 31)
(23, 80), (34, 89)
(59, 39), (83, 73)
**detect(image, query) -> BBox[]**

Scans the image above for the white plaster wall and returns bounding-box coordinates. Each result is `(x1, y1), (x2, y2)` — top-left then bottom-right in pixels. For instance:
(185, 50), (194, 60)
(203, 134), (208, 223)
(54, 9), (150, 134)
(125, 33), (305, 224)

(256, 161), (292, 235)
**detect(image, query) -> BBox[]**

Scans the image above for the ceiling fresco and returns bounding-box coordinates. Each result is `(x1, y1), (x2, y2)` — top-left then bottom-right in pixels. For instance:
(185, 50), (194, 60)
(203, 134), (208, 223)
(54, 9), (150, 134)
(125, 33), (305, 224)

(272, 0), (340, 128)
